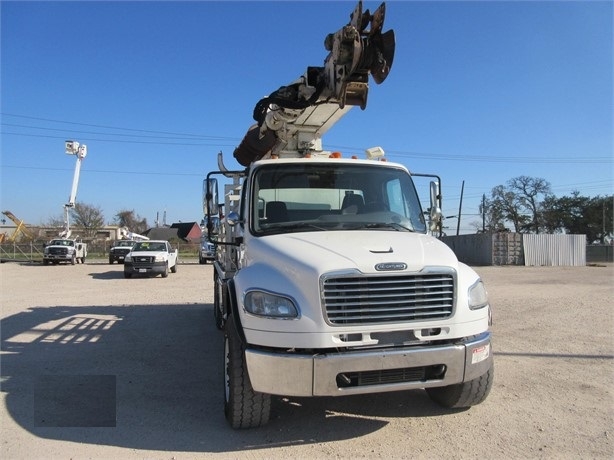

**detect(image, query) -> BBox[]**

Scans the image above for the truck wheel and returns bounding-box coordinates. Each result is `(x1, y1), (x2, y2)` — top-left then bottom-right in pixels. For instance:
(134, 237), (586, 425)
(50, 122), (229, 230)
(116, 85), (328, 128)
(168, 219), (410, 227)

(199, 257), (205, 265)
(426, 362), (494, 408)
(161, 263), (169, 278)
(109, 258), (114, 264)
(43, 259), (48, 266)
(71, 255), (76, 265)
(80, 256), (86, 264)
(224, 314), (271, 429)
(170, 263), (177, 274)
(124, 272), (132, 279)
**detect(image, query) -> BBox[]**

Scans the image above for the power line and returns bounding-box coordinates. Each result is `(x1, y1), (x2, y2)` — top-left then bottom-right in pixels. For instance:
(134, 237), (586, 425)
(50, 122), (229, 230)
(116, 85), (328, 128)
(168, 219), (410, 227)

(3, 113), (611, 165)
(1, 112), (236, 140)
(1, 131), (237, 147)
(1, 164), (203, 177)
(1, 122), (237, 142)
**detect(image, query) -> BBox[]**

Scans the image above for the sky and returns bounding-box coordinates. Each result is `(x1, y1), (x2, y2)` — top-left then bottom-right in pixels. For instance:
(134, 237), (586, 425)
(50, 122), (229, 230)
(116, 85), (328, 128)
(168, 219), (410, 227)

(1, 0), (612, 235)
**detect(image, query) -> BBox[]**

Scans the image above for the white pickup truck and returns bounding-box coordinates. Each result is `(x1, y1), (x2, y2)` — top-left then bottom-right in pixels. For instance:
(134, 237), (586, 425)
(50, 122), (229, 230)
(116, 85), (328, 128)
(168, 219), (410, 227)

(42, 238), (87, 265)
(123, 240), (178, 278)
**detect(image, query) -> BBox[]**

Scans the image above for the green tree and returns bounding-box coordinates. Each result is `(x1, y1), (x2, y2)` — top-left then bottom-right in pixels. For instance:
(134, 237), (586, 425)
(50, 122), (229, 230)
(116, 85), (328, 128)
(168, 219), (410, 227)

(542, 192), (613, 243)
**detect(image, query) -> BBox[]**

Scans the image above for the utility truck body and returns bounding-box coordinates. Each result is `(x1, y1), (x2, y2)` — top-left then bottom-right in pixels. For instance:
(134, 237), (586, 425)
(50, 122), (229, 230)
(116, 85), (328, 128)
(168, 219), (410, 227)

(43, 238), (87, 265)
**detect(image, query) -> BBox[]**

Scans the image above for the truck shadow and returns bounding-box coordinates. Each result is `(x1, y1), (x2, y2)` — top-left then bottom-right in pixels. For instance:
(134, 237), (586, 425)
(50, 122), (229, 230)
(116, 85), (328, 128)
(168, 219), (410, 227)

(89, 270), (125, 279)
(1, 303), (453, 454)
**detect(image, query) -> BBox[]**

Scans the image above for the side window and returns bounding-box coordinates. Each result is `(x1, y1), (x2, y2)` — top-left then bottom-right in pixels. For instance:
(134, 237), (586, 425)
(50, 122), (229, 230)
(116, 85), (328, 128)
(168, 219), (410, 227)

(386, 179), (405, 216)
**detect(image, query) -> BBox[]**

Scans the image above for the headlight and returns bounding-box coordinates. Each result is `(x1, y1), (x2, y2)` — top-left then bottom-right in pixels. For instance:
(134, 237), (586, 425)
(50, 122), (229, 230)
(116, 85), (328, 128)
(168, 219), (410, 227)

(124, 255), (132, 262)
(468, 280), (489, 310)
(67, 248), (75, 254)
(244, 290), (298, 318)
(154, 254), (166, 262)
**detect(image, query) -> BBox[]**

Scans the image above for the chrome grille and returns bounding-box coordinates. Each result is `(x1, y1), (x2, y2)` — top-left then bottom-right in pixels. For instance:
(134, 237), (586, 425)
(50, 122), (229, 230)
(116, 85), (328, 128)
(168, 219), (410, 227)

(322, 273), (455, 325)
(48, 247), (68, 255)
(132, 256), (155, 265)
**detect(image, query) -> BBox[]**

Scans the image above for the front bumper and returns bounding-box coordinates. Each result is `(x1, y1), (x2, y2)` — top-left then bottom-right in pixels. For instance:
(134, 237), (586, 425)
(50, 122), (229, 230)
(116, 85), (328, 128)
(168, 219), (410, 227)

(43, 253), (73, 261)
(110, 251), (131, 261)
(245, 332), (492, 397)
(124, 261), (167, 276)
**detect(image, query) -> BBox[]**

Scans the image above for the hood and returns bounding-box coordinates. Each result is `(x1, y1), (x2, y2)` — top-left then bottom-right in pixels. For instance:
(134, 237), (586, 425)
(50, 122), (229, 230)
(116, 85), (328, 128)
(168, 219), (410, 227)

(245, 230), (459, 275)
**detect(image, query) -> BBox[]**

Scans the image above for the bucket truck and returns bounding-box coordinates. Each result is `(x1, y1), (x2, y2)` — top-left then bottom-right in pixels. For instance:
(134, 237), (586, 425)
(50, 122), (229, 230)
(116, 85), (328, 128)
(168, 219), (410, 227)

(109, 228), (150, 264)
(204, 1), (493, 429)
(42, 141), (88, 265)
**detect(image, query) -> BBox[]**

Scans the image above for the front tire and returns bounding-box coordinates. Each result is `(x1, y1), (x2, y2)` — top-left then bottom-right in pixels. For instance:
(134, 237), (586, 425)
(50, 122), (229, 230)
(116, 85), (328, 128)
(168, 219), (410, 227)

(161, 263), (169, 278)
(71, 255), (76, 265)
(224, 314), (271, 429)
(170, 262), (177, 273)
(426, 362), (494, 408)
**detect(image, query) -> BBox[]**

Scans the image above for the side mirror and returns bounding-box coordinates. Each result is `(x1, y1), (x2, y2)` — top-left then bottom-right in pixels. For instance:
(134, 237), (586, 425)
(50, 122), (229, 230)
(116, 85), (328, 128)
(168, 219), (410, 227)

(429, 181), (442, 232)
(226, 211), (240, 227)
(204, 178), (219, 216)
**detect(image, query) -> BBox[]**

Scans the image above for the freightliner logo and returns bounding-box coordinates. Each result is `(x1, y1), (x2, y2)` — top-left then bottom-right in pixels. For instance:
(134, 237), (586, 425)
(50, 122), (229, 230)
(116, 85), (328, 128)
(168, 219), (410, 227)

(375, 262), (407, 271)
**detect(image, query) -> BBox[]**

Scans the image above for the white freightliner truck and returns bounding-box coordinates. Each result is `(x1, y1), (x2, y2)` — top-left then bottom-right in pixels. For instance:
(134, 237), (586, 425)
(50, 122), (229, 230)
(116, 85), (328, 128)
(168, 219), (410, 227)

(205, 1), (493, 429)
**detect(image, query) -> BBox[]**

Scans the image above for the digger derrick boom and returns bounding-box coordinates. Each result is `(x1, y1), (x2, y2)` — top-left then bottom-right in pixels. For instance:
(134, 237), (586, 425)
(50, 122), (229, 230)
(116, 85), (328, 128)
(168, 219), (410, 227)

(233, 1), (395, 166)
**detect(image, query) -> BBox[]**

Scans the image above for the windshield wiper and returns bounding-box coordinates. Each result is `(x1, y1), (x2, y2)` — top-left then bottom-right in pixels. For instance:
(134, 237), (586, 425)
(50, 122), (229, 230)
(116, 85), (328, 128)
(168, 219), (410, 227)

(261, 221), (332, 234)
(347, 222), (413, 232)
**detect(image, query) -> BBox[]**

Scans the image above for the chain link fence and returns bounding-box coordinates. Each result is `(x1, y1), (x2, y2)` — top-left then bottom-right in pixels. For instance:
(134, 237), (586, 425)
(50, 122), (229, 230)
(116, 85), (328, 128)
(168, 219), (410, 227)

(0, 241), (200, 263)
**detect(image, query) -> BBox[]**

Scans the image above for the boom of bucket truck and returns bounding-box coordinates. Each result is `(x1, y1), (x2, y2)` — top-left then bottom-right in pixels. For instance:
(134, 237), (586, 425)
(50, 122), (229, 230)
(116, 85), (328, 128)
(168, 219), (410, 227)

(205, 1), (493, 430)
(60, 140), (87, 239)
(43, 141), (89, 265)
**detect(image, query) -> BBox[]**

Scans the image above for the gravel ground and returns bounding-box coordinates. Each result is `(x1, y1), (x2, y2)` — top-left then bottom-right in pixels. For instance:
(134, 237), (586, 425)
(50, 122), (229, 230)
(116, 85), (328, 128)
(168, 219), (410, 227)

(1, 260), (612, 459)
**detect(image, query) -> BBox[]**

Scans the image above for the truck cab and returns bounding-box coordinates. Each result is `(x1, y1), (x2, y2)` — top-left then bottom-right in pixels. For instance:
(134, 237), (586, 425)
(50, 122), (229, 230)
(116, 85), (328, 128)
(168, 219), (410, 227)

(207, 154), (493, 428)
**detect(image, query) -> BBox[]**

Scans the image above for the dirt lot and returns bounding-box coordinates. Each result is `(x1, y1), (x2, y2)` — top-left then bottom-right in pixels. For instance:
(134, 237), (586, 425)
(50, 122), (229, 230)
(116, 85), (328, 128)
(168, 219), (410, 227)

(1, 260), (612, 459)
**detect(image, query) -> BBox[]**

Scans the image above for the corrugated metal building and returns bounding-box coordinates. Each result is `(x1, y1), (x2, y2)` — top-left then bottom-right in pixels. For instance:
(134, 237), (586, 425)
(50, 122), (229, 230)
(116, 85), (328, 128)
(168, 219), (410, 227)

(440, 233), (587, 266)
(523, 234), (586, 266)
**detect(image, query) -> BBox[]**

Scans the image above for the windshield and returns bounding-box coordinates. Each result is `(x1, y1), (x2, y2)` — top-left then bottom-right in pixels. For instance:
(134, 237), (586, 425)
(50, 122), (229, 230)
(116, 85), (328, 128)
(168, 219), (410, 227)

(49, 239), (74, 246)
(250, 162), (426, 236)
(116, 240), (134, 247)
(132, 242), (167, 252)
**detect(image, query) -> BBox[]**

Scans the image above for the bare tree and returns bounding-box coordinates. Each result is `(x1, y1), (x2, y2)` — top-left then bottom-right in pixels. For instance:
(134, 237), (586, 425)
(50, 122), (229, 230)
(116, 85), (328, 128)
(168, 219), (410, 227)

(490, 185), (529, 233)
(507, 176), (552, 233)
(70, 203), (105, 238)
(44, 214), (65, 228)
(477, 194), (508, 233)
(113, 209), (148, 235)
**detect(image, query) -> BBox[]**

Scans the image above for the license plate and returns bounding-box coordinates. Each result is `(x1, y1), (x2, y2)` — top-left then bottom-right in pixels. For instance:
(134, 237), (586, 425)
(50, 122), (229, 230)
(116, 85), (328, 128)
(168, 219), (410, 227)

(138, 269), (147, 273)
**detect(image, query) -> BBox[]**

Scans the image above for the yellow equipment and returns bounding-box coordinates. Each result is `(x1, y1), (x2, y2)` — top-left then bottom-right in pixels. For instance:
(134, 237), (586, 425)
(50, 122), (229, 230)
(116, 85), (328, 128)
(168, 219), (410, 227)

(1, 210), (36, 242)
